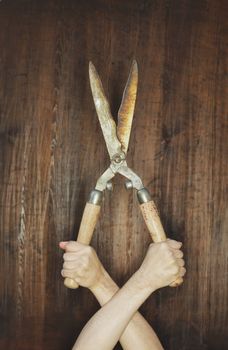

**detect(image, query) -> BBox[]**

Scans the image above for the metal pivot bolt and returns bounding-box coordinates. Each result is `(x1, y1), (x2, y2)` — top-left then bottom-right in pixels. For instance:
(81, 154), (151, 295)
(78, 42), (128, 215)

(111, 152), (126, 164)
(125, 180), (133, 190)
(113, 155), (122, 163)
(106, 181), (113, 191)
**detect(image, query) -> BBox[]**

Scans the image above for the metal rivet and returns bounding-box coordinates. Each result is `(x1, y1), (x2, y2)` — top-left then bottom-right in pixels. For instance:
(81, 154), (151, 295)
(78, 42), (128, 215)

(106, 181), (113, 191)
(125, 180), (133, 190)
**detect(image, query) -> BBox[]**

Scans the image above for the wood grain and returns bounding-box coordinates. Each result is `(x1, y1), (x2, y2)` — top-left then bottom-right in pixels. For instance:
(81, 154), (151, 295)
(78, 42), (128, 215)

(0, 1), (227, 349)
(140, 200), (183, 287)
(64, 201), (101, 289)
(140, 200), (167, 242)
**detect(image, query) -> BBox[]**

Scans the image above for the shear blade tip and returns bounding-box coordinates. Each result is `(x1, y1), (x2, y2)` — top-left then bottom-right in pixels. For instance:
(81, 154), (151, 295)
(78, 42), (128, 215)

(89, 61), (96, 72)
(132, 59), (138, 69)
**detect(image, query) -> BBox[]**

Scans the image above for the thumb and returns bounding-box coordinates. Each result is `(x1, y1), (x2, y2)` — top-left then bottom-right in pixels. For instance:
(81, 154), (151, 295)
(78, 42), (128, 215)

(59, 241), (69, 249)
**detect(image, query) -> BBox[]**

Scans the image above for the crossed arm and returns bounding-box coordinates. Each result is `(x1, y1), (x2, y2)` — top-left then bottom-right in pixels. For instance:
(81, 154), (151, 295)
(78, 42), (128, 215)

(60, 239), (185, 350)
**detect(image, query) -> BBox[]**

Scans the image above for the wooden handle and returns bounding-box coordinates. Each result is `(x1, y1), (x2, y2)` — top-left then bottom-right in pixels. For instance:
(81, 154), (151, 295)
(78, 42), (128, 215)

(140, 200), (183, 287)
(140, 200), (166, 242)
(64, 201), (101, 289)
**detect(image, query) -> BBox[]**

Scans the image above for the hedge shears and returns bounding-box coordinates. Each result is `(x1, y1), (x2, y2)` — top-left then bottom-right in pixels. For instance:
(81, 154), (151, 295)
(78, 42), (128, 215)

(64, 61), (182, 289)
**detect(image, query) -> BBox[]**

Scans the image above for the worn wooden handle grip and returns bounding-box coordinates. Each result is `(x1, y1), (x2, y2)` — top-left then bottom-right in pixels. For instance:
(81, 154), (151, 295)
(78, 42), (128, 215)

(140, 200), (166, 242)
(140, 200), (183, 287)
(64, 202), (101, 289)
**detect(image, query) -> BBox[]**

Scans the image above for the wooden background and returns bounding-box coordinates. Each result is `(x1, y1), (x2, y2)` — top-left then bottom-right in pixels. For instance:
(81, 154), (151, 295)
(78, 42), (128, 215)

(0, 0), (227, 349)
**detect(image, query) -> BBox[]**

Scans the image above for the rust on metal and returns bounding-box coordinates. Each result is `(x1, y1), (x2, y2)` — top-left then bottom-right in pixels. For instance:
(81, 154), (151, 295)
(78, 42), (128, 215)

(117, 60), (138, 154)
(89, 62), (122, 159)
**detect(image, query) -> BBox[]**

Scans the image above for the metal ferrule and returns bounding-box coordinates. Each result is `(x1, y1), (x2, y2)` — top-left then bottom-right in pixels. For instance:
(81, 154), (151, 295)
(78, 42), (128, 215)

(137, 188), (152, 204)
(88, 190), (103, 205)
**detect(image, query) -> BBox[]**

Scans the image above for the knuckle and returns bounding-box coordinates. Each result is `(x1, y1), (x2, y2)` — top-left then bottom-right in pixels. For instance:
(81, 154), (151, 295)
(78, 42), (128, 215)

(179, 259), (185, 266)
(181, 267), (187, 275)
(63, 253), (75, 261)
(175, 277), (184, 285)
(167, 239), (174, 245)
(86, 246), (93, 255)
(63, 262), (72, 269)
(173, 239), (181, 245)
(178, 250), (184, 258)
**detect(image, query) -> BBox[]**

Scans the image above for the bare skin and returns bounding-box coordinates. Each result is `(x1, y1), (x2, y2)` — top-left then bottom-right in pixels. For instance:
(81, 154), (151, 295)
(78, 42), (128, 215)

(60, 240), (185, 350)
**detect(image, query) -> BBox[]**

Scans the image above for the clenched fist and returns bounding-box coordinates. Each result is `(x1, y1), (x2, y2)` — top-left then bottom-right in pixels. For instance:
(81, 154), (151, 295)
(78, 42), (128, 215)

(59, 241), (105, 289)
(59, 239), (186, 293)
(137, 239), (186, 291)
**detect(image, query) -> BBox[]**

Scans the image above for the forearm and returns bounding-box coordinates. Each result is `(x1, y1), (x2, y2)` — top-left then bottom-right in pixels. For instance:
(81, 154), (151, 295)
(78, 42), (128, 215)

(73, 270), (157, 350)
(119, 313), (163, 350)
(62, 240), (185, 350)
(89, 267), (163, 350)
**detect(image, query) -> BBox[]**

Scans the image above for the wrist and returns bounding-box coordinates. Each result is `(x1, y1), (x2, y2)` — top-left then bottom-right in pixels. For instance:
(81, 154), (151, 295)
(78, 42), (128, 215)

(134, 268), (157, 293)
(89, 267), (119, 306)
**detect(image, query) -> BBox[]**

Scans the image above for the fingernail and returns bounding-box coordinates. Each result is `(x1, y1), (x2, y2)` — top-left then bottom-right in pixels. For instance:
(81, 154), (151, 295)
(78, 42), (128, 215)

(59, 241), (68, 248)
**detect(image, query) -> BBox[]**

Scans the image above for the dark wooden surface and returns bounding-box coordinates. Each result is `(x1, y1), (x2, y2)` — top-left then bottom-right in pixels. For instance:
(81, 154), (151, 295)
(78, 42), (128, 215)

(0, 1), (227, 349)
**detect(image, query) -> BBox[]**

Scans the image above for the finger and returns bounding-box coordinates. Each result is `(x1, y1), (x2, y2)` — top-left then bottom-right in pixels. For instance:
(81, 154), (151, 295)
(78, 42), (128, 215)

(63, 260), (81, 270)
(179, 267), (186, 277)
(63, 252), (83, 261)
(60, 241), (85, 252)
(61, 269), (76, 279)
(63, 249), (88, 261)
(177, 258), (185, 267)
(167, 239), (182, 249)
(59, 241), (69, 249)
(170, 277), (184, 287)
(172, 249), (184, 258)
(61, 268), (84, 279)
(63, 261), (77, 270)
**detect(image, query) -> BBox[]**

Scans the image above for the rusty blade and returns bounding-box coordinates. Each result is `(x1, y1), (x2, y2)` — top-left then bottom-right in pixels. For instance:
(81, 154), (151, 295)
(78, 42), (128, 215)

(89, 62), (122, 159)
(117, 60), (138, 154)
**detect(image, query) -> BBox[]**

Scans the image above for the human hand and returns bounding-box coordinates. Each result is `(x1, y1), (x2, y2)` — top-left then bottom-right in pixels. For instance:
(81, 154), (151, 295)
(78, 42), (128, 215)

(59, 241), (105, 289)
(137, 239), (186, 291)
